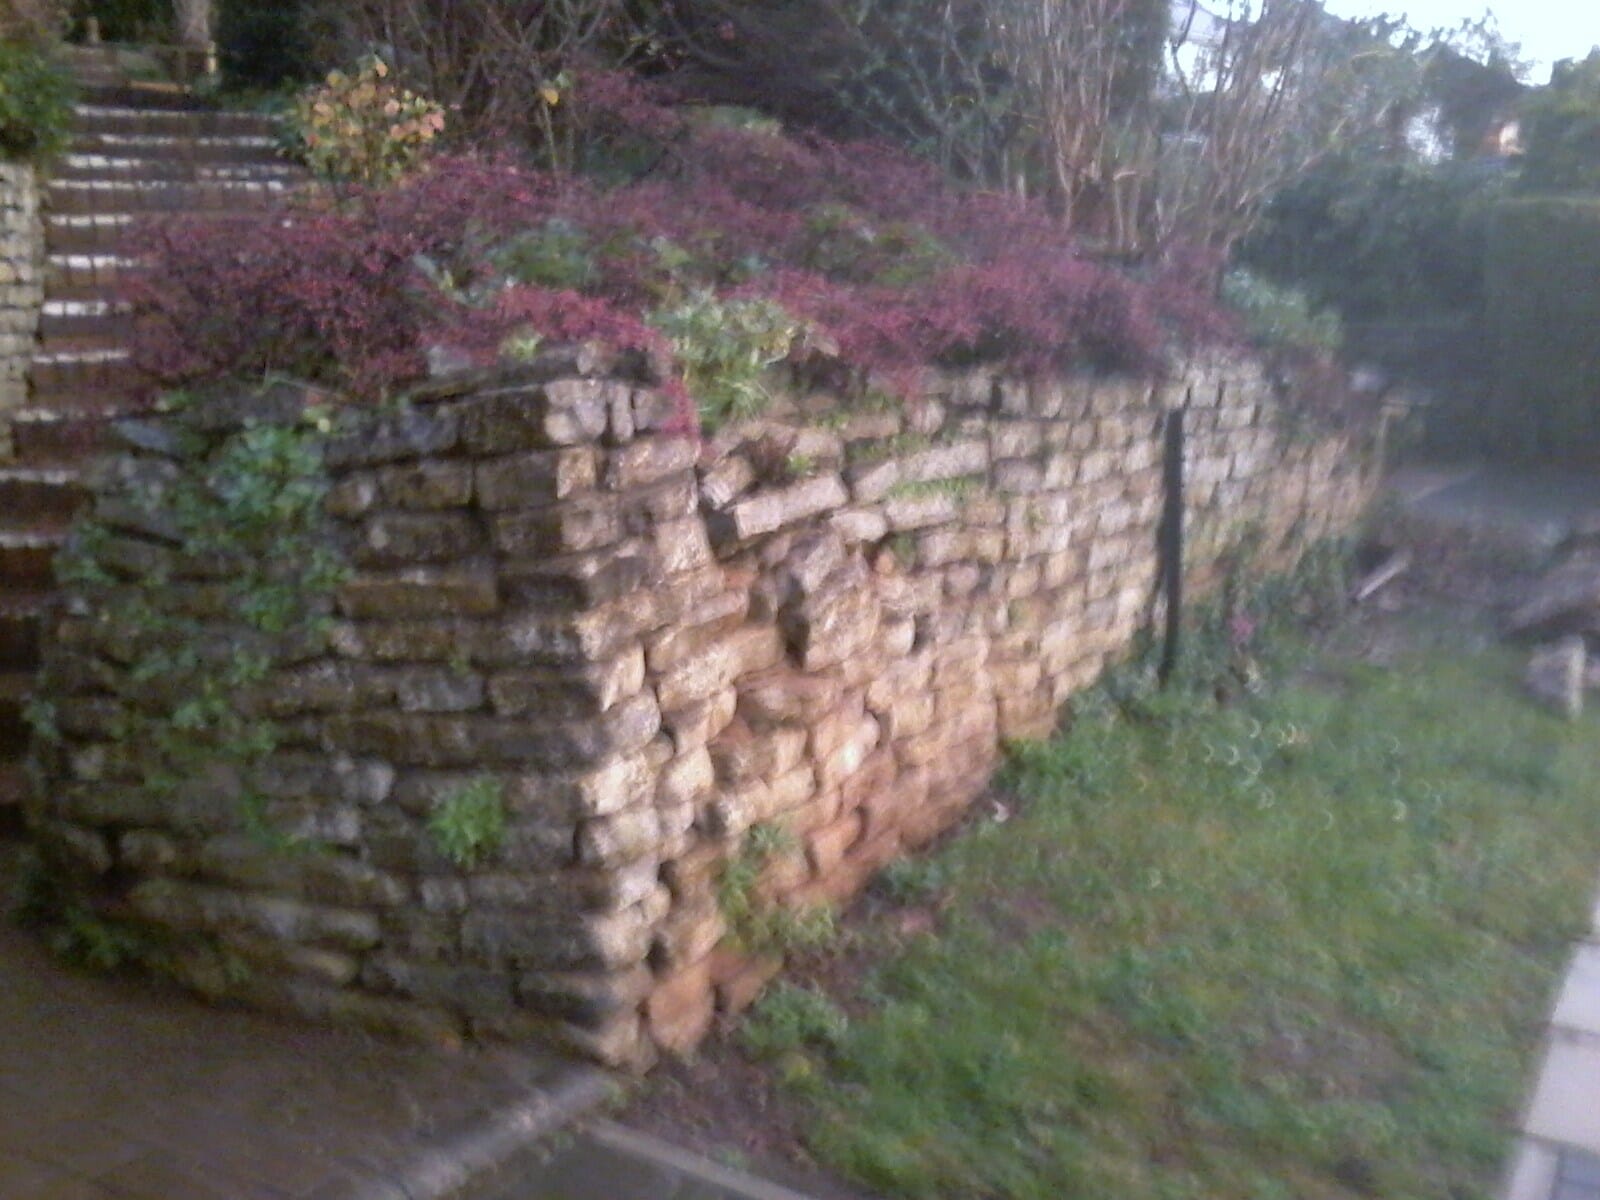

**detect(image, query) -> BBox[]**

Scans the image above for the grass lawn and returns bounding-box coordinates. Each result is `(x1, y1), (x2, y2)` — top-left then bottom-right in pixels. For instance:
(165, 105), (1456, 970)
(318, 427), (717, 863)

(737, 627), (1600, 1199)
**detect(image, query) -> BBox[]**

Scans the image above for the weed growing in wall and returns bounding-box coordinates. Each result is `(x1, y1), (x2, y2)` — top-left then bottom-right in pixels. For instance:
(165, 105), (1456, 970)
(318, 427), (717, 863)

(426, 777), (508, 869)
(717, 823), (837, 955)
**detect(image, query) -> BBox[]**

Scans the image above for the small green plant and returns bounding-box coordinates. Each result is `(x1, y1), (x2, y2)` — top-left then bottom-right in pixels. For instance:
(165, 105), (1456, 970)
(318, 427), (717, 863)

(491, 218), (597, 290)
(428, 776), (508, 868)
(647, 291), (799, 430)
(741, 981), (850, 1061)
(876, 857), (950, 905)
(784, 452), (817, 478)
(0, 40), (75, 163)
(44, 399), (348, 864)
(1221, 269), (1343, 356)
(886, 477), (978, 502)
(288, 55), (445, 188)
(12, 854), (150, 972)
(717, 822), (836, 954)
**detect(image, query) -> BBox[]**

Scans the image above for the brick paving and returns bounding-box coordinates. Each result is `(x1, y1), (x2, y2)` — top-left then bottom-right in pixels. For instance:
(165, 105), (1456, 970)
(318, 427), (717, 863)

(0, 855), (590, 1200)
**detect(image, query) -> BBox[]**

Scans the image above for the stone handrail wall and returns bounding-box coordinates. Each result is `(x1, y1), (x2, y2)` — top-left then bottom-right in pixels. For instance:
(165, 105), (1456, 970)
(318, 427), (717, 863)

(29, 354), (1373, 1067)
(0, 162), (42, 459)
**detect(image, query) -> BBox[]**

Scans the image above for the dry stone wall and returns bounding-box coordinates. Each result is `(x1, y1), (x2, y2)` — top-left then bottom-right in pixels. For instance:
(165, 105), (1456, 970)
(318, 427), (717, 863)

(29, 353), (1373, 1068)
(0, 162), (42, 458)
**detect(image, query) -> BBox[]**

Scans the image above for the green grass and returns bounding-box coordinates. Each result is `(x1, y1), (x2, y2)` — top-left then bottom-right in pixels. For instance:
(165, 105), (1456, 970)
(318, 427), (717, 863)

(764, 638), (1600, 1199)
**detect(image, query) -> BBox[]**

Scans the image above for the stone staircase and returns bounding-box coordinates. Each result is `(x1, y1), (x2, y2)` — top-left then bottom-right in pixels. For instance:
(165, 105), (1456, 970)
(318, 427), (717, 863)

(0, 48), (297, 830)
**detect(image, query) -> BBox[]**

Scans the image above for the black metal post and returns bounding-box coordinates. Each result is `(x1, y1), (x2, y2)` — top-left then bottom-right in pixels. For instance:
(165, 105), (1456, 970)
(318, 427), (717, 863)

(1157, 398), (1187, 686)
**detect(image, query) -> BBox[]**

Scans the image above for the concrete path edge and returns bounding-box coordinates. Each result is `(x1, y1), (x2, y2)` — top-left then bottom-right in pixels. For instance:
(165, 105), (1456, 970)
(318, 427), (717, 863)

(584, 1121), (821, 1200)
(353, 1066), (620, 1200)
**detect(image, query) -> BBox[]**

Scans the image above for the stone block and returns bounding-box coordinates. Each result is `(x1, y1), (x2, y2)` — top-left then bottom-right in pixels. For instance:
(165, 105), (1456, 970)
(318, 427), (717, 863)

(491, 495), (620, 556)
(653, 515), (714, 575)
(517, 965), (653, 1025)
(374, 460), (475, 509)
(474, 447), (599, 509)
(660, 687), (739, 756)
(460, 380), (613, 452)
(500, 548), (649, 610)
(361, 957), (517, 1019)
(846, 459), (900, 503)
(488, 646), (645, 717)
(461, 899), (656, 970)
(709, 720), (809, 784)
(884, 490), (958, 531)
(806, 810), (863, 877)
(578, 806), (662, 867)
(395, 667), (485, 713)
(900, 440), (988, 484)
(646, 958), (716, 1055)
(357, 512), (481, 566)
(337, 562), (500, 619)
(643, 590), (749, 674)
(128, 879), (382, 951)
(709, 948), (783, 1015)
(736, 668), (842, 730)
(652, 897), (727, 970)
(606, 437), (697, 489)
(839, 747), (898, 813)
(721, 474), (849, 541)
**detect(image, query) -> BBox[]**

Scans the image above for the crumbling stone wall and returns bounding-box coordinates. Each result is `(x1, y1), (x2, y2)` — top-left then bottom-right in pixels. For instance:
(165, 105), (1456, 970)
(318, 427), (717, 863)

(29, 353), (1373, 1067)
(0, 162), (43, 458)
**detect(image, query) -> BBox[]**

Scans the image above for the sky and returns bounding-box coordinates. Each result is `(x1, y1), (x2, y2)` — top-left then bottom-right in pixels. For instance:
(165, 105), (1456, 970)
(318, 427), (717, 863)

(1322, 0), (1600, 81)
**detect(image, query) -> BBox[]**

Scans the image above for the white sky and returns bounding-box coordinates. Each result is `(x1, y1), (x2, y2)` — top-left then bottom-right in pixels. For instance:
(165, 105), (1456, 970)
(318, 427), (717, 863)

(1322, 0), (1600, 81)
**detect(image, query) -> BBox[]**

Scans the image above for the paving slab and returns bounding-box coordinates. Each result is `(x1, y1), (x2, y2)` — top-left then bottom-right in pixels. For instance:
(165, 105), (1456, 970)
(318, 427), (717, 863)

(1554, 945), (1600, 1038)
(0, 863), (612, 1200)
(1506, 1141), (1563, 1200)
(1523, 1031), (1600, 1159)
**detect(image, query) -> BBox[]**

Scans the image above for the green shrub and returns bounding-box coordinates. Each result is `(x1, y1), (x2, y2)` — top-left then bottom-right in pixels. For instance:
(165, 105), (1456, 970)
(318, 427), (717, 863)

(647, 291), (800, 430)
(741, 981), (850, 1061)
(1221, 269), (1343, 356)
(0, 40), (75, 163)
(1242, 156), (1505, 320)
(1484, 195), (1600, 460)
(1519, 51), (1600, 195)
(287, 55), (444, 188)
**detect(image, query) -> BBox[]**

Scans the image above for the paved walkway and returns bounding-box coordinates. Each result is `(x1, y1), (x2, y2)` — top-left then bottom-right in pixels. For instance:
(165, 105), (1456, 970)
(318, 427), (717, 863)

(0, 847), (613, 1200)
(0, 840), (822, 1200)
(1502, 891), (1600, 1200)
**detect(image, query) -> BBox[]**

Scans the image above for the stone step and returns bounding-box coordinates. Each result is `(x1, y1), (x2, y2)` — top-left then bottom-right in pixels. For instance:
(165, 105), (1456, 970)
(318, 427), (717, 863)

(0, 591), (49, 673)
(57, 153), (301, 184)
(46, 176), (292, 216)
(70, 130), (284, 164)
(37, 298), (133, 341)
(72, 104), (281, 140)
(34, 324), (128, 355)
(0, 528), (66, 591)
(43, 213), (136, 254)
(0, 671), (31, 759)
(0, 761), (27, 812)
(77, 82), (215, 112)
(46, 251), (140, 289)
(23, 381), (145, 418)
(0, 466), (90, 526)
(9, 408), (118, 462)
(27, 347), (135, 394)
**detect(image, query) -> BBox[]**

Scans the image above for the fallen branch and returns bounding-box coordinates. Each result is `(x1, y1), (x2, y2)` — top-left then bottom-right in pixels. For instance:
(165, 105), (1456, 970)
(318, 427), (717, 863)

(1352, 549), (1412, 603)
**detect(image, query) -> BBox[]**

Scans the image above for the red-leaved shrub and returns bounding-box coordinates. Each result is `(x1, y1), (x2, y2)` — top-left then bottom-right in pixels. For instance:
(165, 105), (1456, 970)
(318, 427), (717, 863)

(125, 81), (1233, 408)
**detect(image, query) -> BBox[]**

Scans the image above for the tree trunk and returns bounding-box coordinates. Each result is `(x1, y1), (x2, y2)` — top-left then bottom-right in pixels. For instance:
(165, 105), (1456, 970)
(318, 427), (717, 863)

(174, 0), (211, 47)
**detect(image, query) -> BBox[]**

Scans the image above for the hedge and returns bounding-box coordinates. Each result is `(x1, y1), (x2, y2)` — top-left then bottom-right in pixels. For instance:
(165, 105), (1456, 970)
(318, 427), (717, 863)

(1485, 196), (1600, 461)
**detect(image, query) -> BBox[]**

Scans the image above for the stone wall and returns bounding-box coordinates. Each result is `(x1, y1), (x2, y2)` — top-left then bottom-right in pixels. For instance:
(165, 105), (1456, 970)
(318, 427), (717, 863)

(0, 162), (43, 459)
(28, 353), (1373, 1068)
